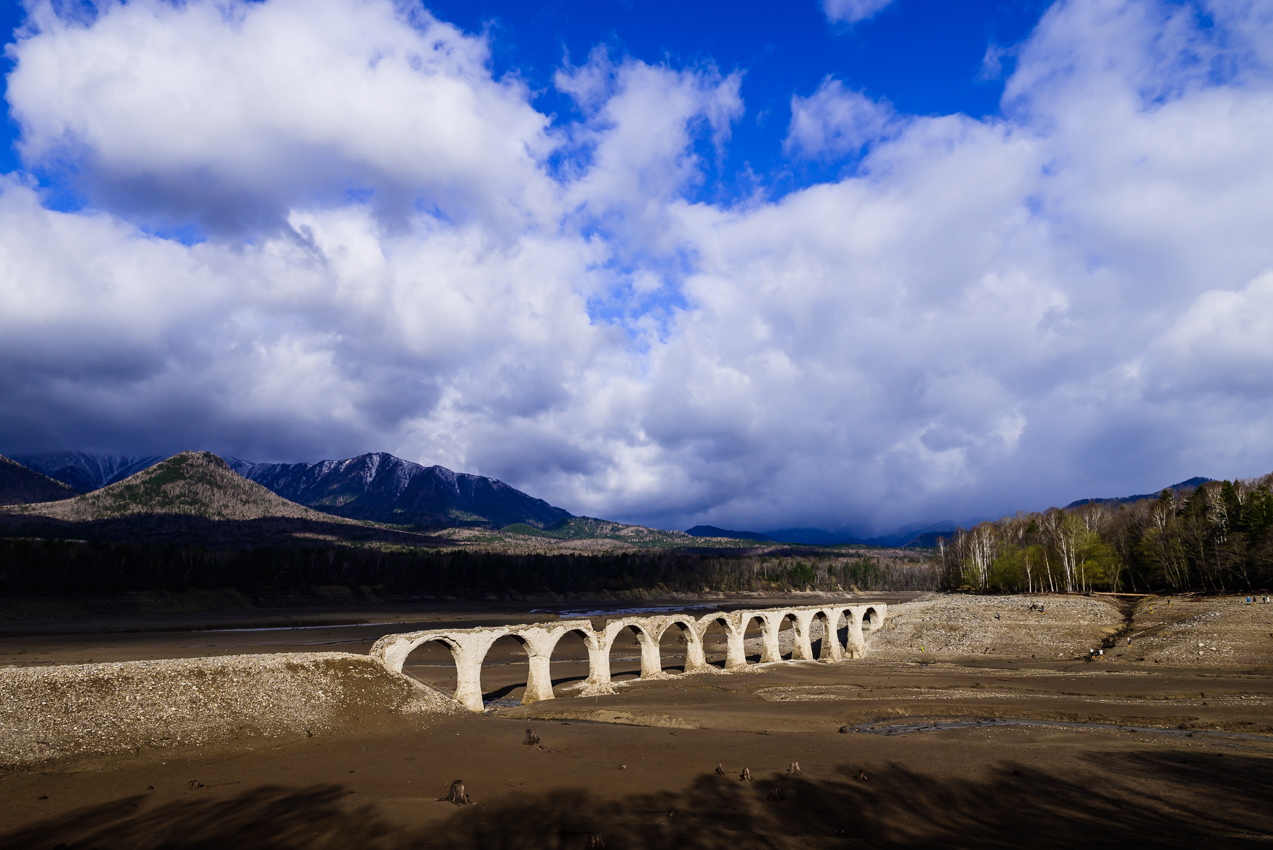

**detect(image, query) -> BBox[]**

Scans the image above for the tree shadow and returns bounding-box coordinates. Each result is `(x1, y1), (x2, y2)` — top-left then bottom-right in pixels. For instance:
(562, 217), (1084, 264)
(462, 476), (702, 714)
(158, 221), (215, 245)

(4, 751), (1270, 849)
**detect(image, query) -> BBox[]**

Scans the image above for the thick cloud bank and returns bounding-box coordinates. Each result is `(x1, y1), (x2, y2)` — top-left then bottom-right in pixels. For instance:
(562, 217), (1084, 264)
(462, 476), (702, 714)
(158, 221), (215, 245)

(3, 0), (1273, 533)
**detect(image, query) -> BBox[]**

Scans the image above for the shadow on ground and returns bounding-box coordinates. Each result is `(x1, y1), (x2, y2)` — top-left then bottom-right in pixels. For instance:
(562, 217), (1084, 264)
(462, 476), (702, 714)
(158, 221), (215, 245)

(5, 750), (1270, 849)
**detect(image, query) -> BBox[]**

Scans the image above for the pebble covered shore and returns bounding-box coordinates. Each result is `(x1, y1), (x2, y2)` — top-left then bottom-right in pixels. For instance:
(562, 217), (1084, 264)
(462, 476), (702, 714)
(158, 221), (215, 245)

(0, 652), (459, 769)
(867, 593), (1125, 660)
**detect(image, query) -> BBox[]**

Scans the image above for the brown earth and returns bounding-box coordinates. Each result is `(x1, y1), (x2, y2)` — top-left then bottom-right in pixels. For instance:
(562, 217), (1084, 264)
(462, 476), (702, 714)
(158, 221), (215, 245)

(2, 592), (1271, 848)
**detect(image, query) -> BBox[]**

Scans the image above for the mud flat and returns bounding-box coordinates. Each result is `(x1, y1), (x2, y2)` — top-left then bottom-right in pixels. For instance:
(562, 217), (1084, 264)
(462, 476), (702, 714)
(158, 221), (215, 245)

(2, 592), (1271, 848)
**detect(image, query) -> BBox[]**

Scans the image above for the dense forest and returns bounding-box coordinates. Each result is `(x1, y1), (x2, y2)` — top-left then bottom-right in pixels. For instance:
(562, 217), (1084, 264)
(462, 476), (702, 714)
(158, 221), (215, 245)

(937, 474), (1273, 593)
(0, 538), (938, 596)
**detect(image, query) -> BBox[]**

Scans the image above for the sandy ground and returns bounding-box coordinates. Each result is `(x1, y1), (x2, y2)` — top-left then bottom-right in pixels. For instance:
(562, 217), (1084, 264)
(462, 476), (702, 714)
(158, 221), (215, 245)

(2, 592), (1271, 848)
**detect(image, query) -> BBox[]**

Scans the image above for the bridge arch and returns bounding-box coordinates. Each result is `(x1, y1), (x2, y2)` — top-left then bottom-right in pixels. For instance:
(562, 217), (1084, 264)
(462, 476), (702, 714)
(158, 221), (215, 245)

(654, 615), (707, 674)
(600, 619), (663, 683)
(476, 631), (536, 704)
(542, 624), (605, 697)
(737, 611), (782, 665)
(695, 613), (744, 669)
(862, 605), (885, 632)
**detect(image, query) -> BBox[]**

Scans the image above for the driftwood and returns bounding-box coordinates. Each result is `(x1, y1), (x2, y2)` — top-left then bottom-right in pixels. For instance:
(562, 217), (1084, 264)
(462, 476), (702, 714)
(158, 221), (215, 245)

(787, 761), (802, 776)
(857, 770), (869, 782)
(442, 779), (472, 805)
(715, 763), (726, 775)
(524, 728), (540, 746)
(740, 767), (752, 782)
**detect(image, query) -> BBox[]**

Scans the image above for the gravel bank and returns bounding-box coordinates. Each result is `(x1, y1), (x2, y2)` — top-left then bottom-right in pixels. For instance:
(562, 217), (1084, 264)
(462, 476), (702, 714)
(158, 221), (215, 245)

(1122, 595), (1273, 667)
(864, 593), (1124, 661)
(0, 652), (460, 769)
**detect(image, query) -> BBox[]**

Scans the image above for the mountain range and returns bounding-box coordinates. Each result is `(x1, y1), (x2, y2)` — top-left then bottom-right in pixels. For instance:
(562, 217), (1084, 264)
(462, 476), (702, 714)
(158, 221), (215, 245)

(1065, 477), (1215, 508)
(1, 447), (1217, 547)
(1, 449), (572, 531)
(685, 476), (1216, 547)
(685, 520), (961, 548)
(0, 455), (79, 506)
(14, 451), (167, 493)
(0, 451), (447, 549)
(0, 452), (718, 552)
(228, 453), (571, 529)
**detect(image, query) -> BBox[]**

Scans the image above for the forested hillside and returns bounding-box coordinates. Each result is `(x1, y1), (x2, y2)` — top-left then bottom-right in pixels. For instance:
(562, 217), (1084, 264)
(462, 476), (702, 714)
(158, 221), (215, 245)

(938, 474), (1273, 593)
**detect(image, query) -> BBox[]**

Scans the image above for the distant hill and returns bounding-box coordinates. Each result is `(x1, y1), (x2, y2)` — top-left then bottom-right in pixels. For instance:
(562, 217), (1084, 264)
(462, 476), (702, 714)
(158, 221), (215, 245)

(229, 452), (572, 529)
(9, 451), (341, 523)
(760, 528), (843, 545)
(0, 451), (443, 549)
(860, 520), (961, 548)
(686, 521), (961, 548)
(12, 451), (166, 492)
(0, 455), (79, 506)
(502, 516), (721, 548)
(685, 525), (774, 542)
(910, 530), (958, 548)
(1066, 477), (1215, 508)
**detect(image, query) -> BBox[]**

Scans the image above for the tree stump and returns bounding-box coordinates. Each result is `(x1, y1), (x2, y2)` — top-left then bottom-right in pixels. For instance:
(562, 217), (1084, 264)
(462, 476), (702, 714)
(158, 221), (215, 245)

(585, 834), (606, 850)
(442, 779), (471, 805)
(524, 728), (540, 746)
(740, 768), (752, 782)
(788, 761), (802, 776)
(767, 787), (784, 802)
(715, 763), (726, 775)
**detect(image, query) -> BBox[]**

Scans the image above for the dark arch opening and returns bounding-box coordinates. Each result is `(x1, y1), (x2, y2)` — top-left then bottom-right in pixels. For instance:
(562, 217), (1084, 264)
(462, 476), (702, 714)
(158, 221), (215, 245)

(549, 628), (592, 695)
(742, 614), (766, 664)
(863, 608), (879, 633)
(658, 621), (693, 674)
(401, 638), (459, 698)
(836, 610), (852, 649)
(699, 617), (731, 669)
(480, 634), (532, 706)
(778, 613), (800, 660)
(606, 624), (647, 683)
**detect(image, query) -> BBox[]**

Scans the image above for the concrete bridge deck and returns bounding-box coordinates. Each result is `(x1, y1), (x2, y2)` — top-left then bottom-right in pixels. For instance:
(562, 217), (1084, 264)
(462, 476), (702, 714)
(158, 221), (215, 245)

(370, 603), (886, 711)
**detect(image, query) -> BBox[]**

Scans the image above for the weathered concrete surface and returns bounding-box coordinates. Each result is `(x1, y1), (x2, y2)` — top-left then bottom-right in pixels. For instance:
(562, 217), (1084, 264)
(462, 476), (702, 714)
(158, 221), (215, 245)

(370, 603), (887, 711)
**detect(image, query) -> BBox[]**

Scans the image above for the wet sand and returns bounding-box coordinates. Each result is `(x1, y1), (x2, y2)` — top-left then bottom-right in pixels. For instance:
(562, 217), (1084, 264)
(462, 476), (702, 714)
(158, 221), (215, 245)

(3, 592), (1272, 848)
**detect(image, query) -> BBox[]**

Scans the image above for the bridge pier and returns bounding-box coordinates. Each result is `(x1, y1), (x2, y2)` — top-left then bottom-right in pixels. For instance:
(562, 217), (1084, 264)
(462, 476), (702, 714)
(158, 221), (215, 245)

(789, 610), (816, 660)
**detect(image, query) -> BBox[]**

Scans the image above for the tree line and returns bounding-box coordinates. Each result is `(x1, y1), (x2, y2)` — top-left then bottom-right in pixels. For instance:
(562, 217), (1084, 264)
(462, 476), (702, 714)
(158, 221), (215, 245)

(937, 474), (1273, 593)
(0, 538), (939, 596)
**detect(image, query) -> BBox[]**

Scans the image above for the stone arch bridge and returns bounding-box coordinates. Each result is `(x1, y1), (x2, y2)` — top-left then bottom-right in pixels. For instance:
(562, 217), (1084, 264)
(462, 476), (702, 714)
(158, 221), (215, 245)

(371, 603), (886, 712)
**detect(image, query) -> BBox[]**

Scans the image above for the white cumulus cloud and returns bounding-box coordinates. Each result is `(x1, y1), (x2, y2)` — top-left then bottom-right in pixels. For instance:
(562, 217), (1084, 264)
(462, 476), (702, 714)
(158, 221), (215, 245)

(4, 0), (1273, 535)
(822, 0), (898, 25)
(10, 0), (558, 234)
(785, 77), (898, 159)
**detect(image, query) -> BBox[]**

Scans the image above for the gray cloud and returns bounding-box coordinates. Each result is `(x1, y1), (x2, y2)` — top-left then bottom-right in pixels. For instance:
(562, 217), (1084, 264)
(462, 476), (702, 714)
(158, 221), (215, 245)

(3, 0), (1273, 535)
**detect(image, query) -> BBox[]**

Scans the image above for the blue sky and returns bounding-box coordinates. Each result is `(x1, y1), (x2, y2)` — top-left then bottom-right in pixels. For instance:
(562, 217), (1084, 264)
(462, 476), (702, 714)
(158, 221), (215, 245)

(420, 0), (1051, 198)
(2, 0), (1273, 535)
(0, 0), (1051, 210)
